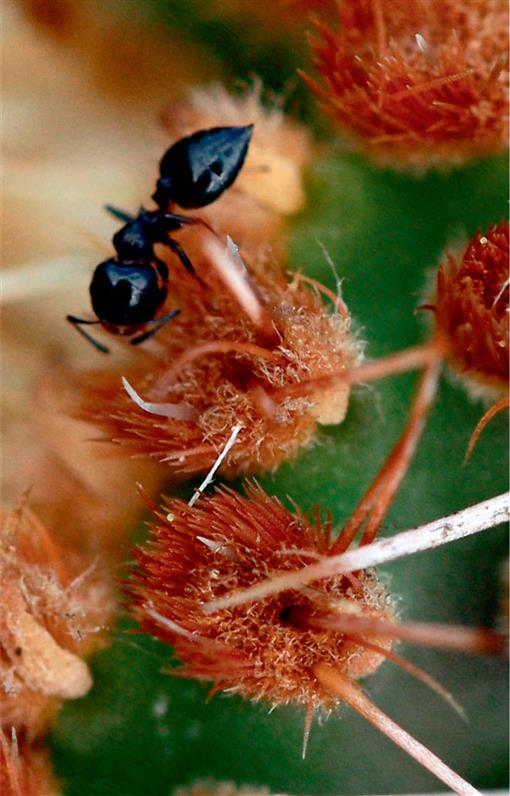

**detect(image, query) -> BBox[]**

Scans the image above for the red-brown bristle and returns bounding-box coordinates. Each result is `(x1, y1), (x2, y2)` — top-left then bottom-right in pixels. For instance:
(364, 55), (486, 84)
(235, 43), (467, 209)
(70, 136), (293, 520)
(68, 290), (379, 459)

(0, 730), (60, 796)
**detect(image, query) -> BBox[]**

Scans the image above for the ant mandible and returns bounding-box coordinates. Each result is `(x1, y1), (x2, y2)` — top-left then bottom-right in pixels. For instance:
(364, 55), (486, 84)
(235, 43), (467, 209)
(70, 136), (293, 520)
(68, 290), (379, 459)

(67, 125), (253, 353)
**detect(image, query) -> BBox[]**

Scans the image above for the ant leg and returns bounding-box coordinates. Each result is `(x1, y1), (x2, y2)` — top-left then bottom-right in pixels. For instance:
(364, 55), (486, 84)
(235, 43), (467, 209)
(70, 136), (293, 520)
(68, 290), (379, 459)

(66, 315), (110, 354)
(130, 309), (181, 346)
(153, 257), (169, 281)
(161, 212), (216, 236)
(104, 204), (135, 223)
(166, 238), (196, 275)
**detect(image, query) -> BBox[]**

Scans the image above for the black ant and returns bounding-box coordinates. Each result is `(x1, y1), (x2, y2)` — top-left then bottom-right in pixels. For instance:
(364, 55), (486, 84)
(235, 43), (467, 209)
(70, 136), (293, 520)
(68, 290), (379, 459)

(67, 125), (253, 353)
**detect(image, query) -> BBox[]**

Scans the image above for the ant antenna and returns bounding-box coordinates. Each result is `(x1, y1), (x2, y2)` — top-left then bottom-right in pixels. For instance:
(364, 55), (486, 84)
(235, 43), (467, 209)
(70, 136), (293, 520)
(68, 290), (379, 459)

(104, 205), (135, 224)
(66, 315), (110, 354)
(130, 309), (181, 346)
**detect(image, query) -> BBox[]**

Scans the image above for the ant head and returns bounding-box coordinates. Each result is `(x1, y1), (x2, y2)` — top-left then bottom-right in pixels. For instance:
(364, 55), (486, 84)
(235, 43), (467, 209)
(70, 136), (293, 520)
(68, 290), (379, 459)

(153, 125), (253, 210)
(90, 258), (168, 329)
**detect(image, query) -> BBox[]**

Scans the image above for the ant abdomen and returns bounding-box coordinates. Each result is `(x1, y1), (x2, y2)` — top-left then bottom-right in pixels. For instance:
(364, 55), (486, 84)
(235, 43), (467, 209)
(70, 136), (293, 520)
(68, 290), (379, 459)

(90, 259), (168, 331)
(153, 125), (253, 210)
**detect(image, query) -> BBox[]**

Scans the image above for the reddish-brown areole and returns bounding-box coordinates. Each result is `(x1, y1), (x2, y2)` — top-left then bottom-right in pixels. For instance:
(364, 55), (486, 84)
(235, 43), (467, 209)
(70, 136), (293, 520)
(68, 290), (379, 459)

(264, 220), (509, 548)
(128, 484), (505, 795)
(305, 0), (509, 169)
(128, 484), (393, 710)
(435, 221), (509, 395)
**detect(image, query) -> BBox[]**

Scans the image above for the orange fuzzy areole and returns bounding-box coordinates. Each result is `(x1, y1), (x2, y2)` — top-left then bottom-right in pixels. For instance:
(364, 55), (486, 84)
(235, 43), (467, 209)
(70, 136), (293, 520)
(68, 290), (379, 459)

(0, 501), (113, 739)
(73, 240), (358, 478)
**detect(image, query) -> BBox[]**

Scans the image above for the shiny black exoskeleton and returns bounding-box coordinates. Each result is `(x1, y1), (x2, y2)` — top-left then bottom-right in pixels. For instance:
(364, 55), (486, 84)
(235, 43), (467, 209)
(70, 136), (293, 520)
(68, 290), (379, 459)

(153, 125), (253, 210)
(67, 125), (253, 353)
(67, 208), (190, 352)
(89, 258), (169, 329)
(110, 207), (200, 275)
